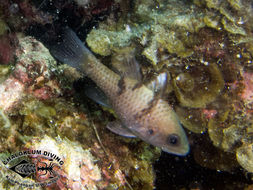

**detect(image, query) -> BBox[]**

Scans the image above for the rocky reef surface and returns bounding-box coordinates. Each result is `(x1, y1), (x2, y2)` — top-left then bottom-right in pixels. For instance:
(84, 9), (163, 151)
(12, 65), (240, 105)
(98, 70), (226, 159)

(0, 0), (252, 189)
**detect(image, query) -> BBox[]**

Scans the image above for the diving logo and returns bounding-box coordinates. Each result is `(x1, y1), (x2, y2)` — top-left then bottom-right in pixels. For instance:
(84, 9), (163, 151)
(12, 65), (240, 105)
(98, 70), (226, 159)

(9, 159), (36, 178)
(1, 150), (64, 187)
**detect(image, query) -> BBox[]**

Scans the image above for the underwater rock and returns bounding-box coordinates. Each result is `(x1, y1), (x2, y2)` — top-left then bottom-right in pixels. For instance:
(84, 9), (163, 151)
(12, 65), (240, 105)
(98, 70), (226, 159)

(26, 135), (102, 190)
(0, 34), (65, 112)
(0, 65), (11, 84)
(207, 111), (243, 152)
(0, 109), (12, 151)
(86, 0), (206, 64)
(86, 0), (253, 65)
(0, 0), (53, 33)
(206, 106), (253, 172)
(172, 63), (224, 108)
(86, 25), (149, 56)
(194, 0), (253, 56)
(0, 77), (24, 111)
(14, 35), (62, 103)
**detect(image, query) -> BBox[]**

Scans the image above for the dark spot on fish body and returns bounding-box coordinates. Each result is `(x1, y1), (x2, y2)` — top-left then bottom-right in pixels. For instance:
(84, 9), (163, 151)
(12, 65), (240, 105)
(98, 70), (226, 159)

(134, 97), (159, 120)
(117, 76), (126, 95)
(132, 82), (143, 91)
(167, 134), (180, 146)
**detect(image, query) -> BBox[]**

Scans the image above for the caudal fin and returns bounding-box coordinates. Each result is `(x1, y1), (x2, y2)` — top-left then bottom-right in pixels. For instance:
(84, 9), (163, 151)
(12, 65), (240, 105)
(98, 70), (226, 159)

(50, 28), (91, 70)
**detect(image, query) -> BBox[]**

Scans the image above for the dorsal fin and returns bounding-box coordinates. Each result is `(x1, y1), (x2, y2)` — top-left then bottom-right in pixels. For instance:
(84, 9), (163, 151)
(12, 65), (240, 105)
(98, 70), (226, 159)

(50, 27), (92, 71)
(111, 49), (142, 81)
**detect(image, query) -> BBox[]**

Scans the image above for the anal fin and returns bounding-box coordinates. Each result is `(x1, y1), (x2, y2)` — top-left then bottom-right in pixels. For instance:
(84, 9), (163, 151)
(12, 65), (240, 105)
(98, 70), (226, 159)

(106, 120), (136, 138)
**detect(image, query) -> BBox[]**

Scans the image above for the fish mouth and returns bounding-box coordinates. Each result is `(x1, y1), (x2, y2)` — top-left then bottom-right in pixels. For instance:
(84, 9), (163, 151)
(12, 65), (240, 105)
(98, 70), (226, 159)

(162, 143), (190, 156)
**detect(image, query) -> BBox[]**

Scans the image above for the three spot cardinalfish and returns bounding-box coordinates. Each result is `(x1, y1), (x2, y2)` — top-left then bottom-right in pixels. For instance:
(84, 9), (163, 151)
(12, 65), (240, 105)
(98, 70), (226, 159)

(50, 28), (189, 156)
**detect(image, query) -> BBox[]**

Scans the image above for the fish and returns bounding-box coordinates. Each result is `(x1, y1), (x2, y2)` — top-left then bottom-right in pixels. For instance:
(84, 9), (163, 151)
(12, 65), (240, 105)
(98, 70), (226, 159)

(50, 28), (189, 156)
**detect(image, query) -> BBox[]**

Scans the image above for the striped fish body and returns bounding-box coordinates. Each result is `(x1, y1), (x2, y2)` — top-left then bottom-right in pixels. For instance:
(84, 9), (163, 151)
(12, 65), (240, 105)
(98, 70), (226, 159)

(51, 29), (189, 156)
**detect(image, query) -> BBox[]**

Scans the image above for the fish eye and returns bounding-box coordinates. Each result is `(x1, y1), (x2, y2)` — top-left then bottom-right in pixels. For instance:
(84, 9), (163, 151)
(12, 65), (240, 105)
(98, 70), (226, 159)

(167, 134), (180, 146)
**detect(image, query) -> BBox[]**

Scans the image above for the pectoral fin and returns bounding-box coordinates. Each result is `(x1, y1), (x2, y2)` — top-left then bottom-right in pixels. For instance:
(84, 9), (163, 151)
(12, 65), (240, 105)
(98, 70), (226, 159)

(106, 121), (136, 138)
(84, 85), (111, 108)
